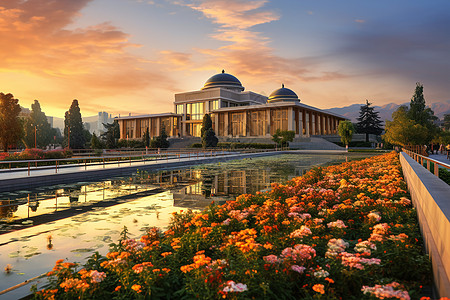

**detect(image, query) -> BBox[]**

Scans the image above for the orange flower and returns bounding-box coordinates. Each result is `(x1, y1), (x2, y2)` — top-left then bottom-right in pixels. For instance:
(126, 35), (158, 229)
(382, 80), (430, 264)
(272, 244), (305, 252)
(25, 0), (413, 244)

(161, 252), (172, 258)
(312, 284), (325, 294)
(131, 284), (142, 293)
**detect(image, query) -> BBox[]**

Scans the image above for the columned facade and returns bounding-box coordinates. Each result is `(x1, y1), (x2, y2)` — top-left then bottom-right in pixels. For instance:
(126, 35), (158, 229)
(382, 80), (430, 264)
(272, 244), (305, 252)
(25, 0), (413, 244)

(116, 71), (346, 141)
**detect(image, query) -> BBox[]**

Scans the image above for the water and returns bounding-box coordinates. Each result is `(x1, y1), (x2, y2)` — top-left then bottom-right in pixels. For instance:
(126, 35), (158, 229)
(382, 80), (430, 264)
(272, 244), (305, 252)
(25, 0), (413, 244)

(0, 153), (363, 298)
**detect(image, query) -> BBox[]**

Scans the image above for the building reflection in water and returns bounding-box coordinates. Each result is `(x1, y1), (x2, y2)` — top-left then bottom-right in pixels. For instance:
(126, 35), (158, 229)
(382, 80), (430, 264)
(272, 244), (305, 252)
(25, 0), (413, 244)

(0, 164), (313, 220)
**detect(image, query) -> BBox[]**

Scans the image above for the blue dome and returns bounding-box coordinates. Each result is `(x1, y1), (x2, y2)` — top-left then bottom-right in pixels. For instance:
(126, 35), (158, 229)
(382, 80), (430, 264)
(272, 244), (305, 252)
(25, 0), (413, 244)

(202, 70), (244, 91)
(268, 84), (299, 103)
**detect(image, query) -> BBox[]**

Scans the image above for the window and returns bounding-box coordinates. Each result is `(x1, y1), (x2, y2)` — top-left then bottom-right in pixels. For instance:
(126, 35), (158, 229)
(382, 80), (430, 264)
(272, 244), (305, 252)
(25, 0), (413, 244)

(270, 109), (288, 134)
(176, 104), (184, 115)
(140, 119), (149, 138)
(231, 112), (246, 136)
(209, 100), (219, 111)
(125, 120), (135, 138)
(151, 118), (158, 137)
(250, 111), (266, 136)
(161, 117), (171, 136)
(187, 102), (204, 120)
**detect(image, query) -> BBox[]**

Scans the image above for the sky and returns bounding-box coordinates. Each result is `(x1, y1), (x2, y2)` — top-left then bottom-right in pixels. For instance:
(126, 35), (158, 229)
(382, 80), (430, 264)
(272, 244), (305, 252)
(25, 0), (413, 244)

(1, 0), (450, 118)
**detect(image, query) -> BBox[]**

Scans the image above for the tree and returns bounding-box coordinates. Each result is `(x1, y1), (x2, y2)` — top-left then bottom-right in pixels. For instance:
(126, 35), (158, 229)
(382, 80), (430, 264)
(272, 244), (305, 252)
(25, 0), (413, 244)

(101, 120), (120, 149)
(443, 114), (450, 131)
(407, 82), (439, 141)
(338, 121), (354, 149)
(91, 133), (103, 149)
(356, 100), (383, 142)
(383, 106), (429, 147)
(201, 114), (218, 148)
(272, 130), (295, 148)
(143, 127), (150, 148)
(64, 99), (86, 149)
(0, 93), (23, 152)
(23, 100), (53, 148)
(150, 127), (170, 149)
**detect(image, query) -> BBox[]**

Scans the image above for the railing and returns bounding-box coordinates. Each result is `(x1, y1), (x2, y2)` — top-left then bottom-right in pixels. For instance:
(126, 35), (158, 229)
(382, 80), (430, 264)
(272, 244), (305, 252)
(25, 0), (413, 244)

(403, 145), (428, 157)
(402, 148), (450, 176)
(0, 148), (284, 176)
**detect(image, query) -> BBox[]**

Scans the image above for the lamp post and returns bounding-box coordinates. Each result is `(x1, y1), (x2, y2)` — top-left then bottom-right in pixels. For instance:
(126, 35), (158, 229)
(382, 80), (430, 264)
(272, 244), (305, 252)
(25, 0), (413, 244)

(34, 126), (37, 149)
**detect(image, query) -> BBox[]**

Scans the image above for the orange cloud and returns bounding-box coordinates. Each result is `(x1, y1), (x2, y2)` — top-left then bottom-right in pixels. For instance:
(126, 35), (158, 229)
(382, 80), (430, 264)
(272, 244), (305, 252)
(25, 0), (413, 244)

(0, 0), (176, 115)
(174, 0), (347, 88)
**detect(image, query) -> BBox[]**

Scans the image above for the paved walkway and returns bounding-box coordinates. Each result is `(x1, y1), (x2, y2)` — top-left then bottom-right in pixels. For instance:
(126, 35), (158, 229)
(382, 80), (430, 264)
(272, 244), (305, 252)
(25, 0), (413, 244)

(428, 153), (450, 167)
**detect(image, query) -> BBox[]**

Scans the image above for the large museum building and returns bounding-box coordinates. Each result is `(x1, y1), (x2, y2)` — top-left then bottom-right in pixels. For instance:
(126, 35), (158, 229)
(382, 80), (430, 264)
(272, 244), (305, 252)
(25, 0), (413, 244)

(116, 70), (346, 140)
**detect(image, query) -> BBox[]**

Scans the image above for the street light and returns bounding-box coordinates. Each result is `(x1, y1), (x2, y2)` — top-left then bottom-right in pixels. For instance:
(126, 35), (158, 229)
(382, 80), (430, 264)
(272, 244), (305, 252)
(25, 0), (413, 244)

(34, 125), (37, 149)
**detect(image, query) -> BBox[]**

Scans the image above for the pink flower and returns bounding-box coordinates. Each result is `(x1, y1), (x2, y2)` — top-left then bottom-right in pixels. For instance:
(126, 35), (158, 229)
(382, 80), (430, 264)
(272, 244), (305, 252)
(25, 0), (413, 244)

(290, 265), (306, 273)
(327, 220), (348, 229)
(222, 281), (248, 293)
(263, 255), (279, 264)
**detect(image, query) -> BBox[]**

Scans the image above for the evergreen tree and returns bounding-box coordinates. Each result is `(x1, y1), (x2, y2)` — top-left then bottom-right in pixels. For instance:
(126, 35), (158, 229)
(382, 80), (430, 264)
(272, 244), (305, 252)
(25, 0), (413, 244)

(150, 127), (170, 148)
(0, 93), (23, 152)
(338, 120), (354, 149)
(23, 100), (53, 148)
(201, 114), (218, 148)
(143, 127), (150, 148)
(64, 99), (86, 149)
(101, 120), (120, 149)
(90, 133), (103, 149)
(356, 100), (383, 142)
(406, 82), (439, 141)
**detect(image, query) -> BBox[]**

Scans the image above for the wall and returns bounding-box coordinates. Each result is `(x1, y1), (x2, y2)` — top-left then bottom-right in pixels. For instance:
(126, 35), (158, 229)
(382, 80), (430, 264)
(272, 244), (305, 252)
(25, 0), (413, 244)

(399, 152), (450, 297)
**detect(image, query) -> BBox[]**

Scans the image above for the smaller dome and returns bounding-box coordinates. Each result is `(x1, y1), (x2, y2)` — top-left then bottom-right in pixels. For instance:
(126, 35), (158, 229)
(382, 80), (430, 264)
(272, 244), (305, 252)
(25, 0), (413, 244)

(268, 84), (300, 103)
(202, 70), (244, 91)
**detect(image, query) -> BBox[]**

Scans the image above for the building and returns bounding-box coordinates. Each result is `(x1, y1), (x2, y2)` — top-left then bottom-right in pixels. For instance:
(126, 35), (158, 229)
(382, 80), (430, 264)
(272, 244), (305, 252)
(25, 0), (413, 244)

(116, 70), (346, 140)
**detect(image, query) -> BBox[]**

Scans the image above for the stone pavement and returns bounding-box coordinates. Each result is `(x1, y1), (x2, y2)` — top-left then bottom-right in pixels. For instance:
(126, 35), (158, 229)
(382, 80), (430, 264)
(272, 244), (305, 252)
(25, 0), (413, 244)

(428, 153), (450, 167)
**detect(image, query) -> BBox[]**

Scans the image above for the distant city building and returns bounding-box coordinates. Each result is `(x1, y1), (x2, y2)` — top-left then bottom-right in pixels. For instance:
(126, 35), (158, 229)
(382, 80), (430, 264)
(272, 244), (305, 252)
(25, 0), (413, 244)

(47, 116), (54, 128)
(117, 70), (347, 140)
(19, 106), (30, 117)
(97, 111), (112, 134)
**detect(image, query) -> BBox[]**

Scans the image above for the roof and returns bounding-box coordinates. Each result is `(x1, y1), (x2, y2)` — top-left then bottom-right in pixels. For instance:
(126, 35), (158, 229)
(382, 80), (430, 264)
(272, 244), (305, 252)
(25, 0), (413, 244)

(202, 70), (244, 91)
(115, 112), (182, 120)
(268, 84), (300, 103)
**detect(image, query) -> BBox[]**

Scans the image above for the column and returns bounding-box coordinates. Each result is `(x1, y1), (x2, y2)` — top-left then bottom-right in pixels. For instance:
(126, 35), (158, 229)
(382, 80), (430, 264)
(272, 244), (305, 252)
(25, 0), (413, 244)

(224, 113), (229, 136)
(266, 109), (271, 137)
(156, 118), (160, 136)
(288, 107), (294, 131)
(298, 110), (303, 137)
(311, 114), (316, 135)
(215, 113), (219, 136)
(305, 112), (310, 137)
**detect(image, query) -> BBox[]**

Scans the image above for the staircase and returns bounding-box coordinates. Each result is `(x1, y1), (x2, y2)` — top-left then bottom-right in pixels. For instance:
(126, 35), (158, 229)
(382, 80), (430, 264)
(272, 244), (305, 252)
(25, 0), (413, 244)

(289, 137), (345, 150)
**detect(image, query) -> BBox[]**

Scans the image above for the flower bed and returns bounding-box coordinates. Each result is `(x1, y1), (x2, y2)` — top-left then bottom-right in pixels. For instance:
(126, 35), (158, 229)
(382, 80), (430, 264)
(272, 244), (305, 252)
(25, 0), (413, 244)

(0, 149), (72, 161)
(35, 152), (437, 299)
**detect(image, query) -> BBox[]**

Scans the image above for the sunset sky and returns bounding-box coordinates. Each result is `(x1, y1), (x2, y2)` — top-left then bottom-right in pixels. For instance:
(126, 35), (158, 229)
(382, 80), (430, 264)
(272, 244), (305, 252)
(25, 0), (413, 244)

(1, 0), (449, 118)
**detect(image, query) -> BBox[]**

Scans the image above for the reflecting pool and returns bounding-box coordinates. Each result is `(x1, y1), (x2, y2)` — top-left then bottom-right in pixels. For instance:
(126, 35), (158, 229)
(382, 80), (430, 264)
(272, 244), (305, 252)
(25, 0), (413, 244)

(0, 153), (368, 298)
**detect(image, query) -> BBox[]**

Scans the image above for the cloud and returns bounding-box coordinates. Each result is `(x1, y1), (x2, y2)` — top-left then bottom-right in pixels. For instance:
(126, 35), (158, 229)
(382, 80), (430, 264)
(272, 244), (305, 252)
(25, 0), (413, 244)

(355, 19), (365, 23)
(0, 0), (175, 110)
(159, 51), (193, 68)
(171, 0), (347, 86)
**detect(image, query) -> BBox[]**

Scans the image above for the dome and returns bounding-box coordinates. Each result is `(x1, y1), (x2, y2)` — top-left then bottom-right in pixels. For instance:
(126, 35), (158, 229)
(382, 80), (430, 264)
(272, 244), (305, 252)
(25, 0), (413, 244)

(202, 70), (244, 91)
(268, 84), (300, 103)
